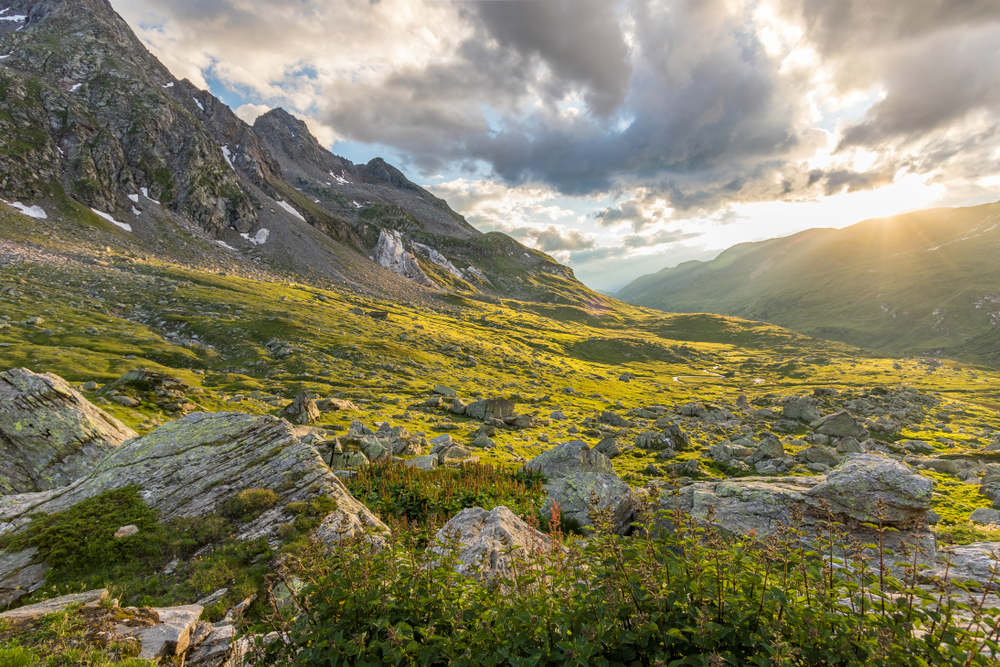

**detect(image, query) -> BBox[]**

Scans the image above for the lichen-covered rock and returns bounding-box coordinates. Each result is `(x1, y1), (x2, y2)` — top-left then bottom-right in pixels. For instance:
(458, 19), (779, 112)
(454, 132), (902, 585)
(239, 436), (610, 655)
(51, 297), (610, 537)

(805, 454), (932, 524)
(431, 506), (560, 581)
(541, 472), (634, 535)
(0, 368), (136, 495)
(523, 440), (614, 479)
(640, 473), (936, 568)
(0, 412), (386, 546)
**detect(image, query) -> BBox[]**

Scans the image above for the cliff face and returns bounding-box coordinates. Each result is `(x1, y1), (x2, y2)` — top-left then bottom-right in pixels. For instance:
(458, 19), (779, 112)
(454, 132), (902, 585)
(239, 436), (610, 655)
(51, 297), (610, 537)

(0, 0), (260, 234)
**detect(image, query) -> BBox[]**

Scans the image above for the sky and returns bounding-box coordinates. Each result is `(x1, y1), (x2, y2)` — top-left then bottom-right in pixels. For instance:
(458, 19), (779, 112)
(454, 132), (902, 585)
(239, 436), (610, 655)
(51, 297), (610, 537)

(112, 0), (1000, 292)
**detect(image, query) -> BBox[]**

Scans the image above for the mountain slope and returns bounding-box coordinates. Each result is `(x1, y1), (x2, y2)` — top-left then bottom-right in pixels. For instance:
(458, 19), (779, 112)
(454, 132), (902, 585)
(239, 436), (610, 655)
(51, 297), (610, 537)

(0, 0), (597, 305)
(618, 202), (1000, 365)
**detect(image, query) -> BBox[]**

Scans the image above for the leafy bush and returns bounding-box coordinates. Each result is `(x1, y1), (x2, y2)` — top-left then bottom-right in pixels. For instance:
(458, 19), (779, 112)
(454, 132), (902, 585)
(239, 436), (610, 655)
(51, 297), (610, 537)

(259, 493), (1000, 667)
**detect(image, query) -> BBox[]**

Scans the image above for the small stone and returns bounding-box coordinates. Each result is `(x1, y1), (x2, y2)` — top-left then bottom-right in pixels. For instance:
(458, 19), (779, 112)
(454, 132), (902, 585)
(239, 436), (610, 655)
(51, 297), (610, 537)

(111, 395), (140, 407)
(114, 525), (139, 538)
(433, 385), (458, 397)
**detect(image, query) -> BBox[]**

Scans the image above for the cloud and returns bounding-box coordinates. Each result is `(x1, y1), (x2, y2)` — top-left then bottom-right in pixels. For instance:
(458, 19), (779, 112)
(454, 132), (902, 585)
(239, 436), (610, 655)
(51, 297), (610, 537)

(234, 103), (271, 125)
(531, 226), (595, 252)
(470, 0), (632, 116)
(109, 0), (1000, 290)
(621, 228), (702, 249)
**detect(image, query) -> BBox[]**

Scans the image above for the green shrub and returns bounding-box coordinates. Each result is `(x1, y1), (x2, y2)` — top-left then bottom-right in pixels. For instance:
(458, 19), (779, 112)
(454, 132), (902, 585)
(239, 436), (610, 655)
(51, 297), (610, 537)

(261, 499), (1000, 667)
(346, 462), (544, 530)
(2, 486), (163, 583)
(0, 646), (38, 667)
(224, 489), (280, 521)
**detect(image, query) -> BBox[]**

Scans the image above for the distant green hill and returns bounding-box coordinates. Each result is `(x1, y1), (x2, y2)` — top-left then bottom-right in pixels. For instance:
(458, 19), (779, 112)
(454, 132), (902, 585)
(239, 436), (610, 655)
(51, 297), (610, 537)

(617, 201), (1000, 366)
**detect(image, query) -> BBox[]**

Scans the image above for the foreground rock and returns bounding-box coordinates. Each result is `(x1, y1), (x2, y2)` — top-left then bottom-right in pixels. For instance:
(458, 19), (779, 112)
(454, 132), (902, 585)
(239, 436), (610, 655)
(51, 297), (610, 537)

(1, 591), (244, 666)
(805, 454), (932, 523)
(432, 506), (560, 582)
(542, 473), (635, 535)
(935, 542), (1000, 590)
(0, 547), (48, 607)
(0, 368), (137, 495)
(0, 412), (387, 545)
(642, 454), (936, 567)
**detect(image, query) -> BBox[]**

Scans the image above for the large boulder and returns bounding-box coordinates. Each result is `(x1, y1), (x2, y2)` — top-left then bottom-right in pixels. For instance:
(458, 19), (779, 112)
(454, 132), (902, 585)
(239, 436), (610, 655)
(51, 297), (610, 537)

(431, 506), (560, 582)
(805, 454), (932, 524)
(523, 440), (614, 479)
(0, 368), (137, 495)
(541, 472), (634, 535)
(641, 472), (936, 568)
(812, 411), (869, 440)
(0, 412), (386, 546)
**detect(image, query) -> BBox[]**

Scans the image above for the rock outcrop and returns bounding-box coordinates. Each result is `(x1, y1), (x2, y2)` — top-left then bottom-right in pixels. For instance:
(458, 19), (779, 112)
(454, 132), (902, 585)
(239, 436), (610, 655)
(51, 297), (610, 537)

(279, 391), (321, 425)
(375, 230), (439, 288)
(523, 440), (614, 479)
(641, 454), (936, 566)
(0, 412), (386, 545)
(0, 368), (136, 495)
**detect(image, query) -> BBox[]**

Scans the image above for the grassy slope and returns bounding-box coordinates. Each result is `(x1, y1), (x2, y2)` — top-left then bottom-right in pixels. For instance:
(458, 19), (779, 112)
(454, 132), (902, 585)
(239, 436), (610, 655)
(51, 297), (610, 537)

(3, 200), (1000, 621)
(618, 202), (1000, 366)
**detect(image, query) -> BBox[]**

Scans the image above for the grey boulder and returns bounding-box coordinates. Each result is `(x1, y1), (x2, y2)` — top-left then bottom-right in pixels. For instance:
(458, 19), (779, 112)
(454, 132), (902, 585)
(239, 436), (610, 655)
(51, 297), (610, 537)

(0, 412), (387, 547)
(523, 440), (614, 479)
(431, 506), (560, 582)
(812, 411), (869, 440)
(541, 472), (634, 535)
(805, 454), (932, 524)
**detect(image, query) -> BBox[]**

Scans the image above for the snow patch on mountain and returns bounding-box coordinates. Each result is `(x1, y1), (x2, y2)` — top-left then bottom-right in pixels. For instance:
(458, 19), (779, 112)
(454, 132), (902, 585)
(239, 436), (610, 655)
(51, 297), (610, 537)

(91, 208), (131, 232)
(241, 229), (269, 245)
(276, 200), (305, 222)
(1, 199), (47, 219)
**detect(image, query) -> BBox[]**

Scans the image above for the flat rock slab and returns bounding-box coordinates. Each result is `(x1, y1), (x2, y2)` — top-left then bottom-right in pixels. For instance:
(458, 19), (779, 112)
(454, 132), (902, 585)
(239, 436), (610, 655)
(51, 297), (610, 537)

(0, 412), (387, 546)
(936, 542), (1000, 589)
(188, 624), (236, 665)
(0, 589), (107, 620)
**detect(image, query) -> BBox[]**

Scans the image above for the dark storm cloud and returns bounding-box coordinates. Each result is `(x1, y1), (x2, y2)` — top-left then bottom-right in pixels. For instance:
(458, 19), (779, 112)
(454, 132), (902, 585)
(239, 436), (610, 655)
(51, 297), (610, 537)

(470, 0), (632, 115)
(314, 0), (810, 205)
(120, 0), (1000, 217)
